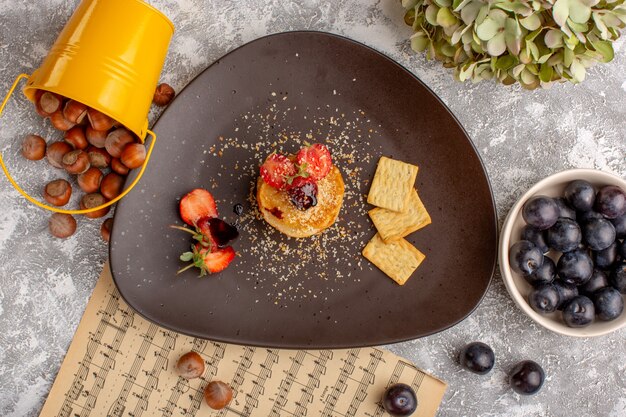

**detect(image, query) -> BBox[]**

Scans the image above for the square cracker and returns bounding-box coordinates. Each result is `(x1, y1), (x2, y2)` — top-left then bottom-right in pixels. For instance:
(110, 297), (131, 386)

(367, 157), (418, 212)
(362, 233), (425, 285)
(369, 189), (431, 242)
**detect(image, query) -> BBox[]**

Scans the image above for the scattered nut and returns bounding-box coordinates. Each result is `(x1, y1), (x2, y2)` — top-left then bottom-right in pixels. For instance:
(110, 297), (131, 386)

(62, 149), (90, 174)
(43, 179), (72, 206)
(111, 158), (130, 175)
(85, 125), (108, 148)
(21, 134), (46, 160)
(64, 126), (88, 150)
(77, 167), (103, 193)
(85, 146), (111, 168)
(49, 110), (76, 131)
(63, 100), (88, 124)
(46, 141), (73, 169)
(35, 90), (62, 117)
(80, 193), (110, 218)
(176, 351), (205, 379)
(100, 172), (124, 200)
(105, 128), (135, 158)
(87, 108), (115, 131)
(120, 142), (146, 169)
(204, 381), (233, 410)
(49, 213), (77, 238)
(100, 218), (113, 242)
(153, 83), (175, 106)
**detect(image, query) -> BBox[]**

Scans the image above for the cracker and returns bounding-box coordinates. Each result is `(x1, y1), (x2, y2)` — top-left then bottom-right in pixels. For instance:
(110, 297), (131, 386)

(367, 157), (418, 212)
(369, 189), (431, 242)
(362, 233), (425, 285)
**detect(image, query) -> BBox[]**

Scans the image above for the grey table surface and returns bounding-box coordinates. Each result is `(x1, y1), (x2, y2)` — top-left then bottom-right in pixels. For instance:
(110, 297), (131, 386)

(0, 1), (625, 416)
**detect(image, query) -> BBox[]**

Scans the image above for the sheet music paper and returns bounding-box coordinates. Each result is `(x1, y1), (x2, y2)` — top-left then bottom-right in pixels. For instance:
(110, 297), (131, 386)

(39, 264), (446, 417)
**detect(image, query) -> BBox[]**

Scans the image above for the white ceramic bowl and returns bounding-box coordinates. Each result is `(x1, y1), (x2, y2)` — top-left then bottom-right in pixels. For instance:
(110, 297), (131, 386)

(499, 169), (626, 337)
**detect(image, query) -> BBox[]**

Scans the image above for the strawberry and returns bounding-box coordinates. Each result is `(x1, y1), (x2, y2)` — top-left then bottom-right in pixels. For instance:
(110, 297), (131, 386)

(178, 244), (235, 276)
(296, 143), (332, 181)
(179, 189), (218, 225)
(260, 153), (296, 190)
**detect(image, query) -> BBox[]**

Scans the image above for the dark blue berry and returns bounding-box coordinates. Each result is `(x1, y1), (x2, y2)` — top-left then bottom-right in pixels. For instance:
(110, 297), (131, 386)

(593, 287), (624, 321)
(609, 261), (626, 294)
(557, 249), (593, 286)
(521, 225), (549, 253)
(577, 210), (604, 225)
(509, 241), (544, 276)
(619, 240), (626, 259)
(546, 218), (581, 252)
(528, 284), (560, 314)
(582, 218), (616, 251)
(553, 280), (579, 310)
(579, 269), (609, 296)
(509, 361), (545, 396)
(564, 180), (595, 212)
(458, 342), (495, 375)
(562, 296), (595, 328)
(382, 384), (417, 416)
(522, 196), (559, 230)
(554, 197), (576, 220)
(593, 242), (618, 270)
(595, 185), (626, 219)
(610, 213), (626, 238)
(525, 256), (555, 286)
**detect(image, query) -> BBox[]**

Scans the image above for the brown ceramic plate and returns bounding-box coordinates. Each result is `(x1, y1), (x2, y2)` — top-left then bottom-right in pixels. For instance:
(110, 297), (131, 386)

(110, 31), (497, 348)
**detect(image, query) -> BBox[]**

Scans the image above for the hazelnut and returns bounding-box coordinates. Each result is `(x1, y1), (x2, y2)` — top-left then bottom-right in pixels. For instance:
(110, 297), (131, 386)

(49, 213), (77, 239)
(176, 351), (205, 379)
(49, 110), (76, 131)
(64, 126), (88, 150)
(85, 125), (108, 148)
(100, 172), (124, 200)
(46, 141), (73, 169)
(153, 83), (175, 106)
(105, 128), (135, 158)
(77, 167), (103, 193)
(21, 134), (46, 160)
(62, 150), (90, 174)
(87, 108), (115, 131)
(43, 179), (72, 206)
(80, 193), (110, 218)
(111, 158), (130, 175)
(86, 146), (111, 168)
(120, 143), (146, 169)
(204, 381), (233, 410)
(100, 218), (113, 242)
(63, 100), (88, 124)
(35, 90), (62, 117)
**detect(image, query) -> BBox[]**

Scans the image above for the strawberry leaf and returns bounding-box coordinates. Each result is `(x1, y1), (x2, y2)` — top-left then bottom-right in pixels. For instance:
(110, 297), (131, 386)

(180, 252), (194, 262)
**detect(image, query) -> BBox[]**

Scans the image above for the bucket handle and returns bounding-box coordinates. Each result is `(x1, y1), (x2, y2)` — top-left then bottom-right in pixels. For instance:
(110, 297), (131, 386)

(0, 73), (156, 215)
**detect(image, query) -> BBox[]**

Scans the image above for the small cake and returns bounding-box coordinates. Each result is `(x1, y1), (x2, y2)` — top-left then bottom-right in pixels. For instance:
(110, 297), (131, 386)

(257, 143), (344, 238)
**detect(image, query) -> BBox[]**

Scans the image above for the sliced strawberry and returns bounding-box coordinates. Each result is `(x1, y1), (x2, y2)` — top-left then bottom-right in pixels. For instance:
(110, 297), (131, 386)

(260, 153), (296, 190)
(177, 243), (235, 276)
(296, 143), (332, 181)
(202, 245), (236, 274)
(179, 189), (218, 225)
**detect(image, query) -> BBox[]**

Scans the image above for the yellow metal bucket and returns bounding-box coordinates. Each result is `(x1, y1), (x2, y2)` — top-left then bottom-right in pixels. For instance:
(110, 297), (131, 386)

(0, 0), (174, 214)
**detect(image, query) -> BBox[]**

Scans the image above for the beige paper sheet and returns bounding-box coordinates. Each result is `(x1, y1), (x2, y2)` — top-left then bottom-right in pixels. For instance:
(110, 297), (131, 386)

(39, 264), (446, 417)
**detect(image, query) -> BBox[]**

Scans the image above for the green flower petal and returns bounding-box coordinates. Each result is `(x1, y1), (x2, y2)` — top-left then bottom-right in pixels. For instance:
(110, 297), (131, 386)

(544, 30), (564, 48)
(520, 14), (541, 31)
(437, 7), (459, 28)
(487, 33), (507, 56)
(476, 17), (501, 40)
